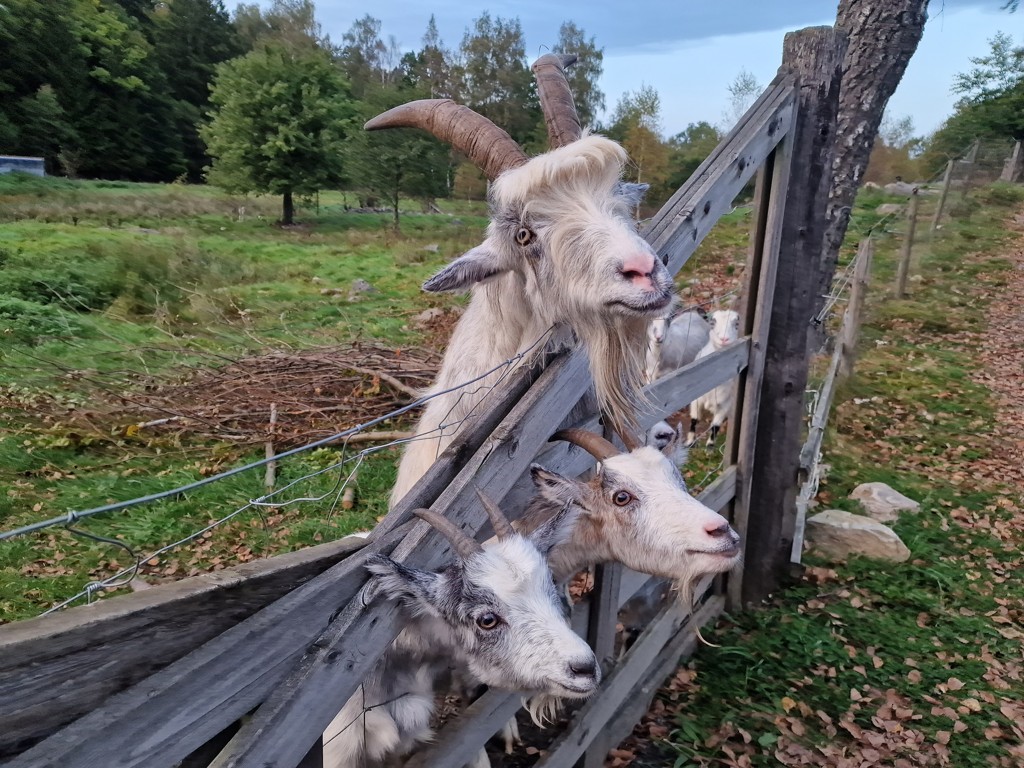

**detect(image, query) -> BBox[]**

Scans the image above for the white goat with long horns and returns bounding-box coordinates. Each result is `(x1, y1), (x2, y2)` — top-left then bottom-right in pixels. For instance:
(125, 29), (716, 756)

(367, 54), (675, 508)
(323, 498), (598, 768)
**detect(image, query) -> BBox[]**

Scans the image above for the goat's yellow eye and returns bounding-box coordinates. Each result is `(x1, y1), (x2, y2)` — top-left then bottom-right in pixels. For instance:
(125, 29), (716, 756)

(515, 227), (534, 246)
(476, 612), (500, 630)
(612, 490), (633, 506)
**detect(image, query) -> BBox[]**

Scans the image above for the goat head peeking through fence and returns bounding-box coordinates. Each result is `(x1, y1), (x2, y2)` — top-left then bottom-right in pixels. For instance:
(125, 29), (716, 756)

(322, 500), (597, 768)
(369, 54), (676, 509)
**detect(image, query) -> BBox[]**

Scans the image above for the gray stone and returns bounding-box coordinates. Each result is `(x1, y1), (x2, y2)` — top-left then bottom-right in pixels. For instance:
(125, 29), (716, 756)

(422, 243), (440, 253)
(351, 279), (377, 294)
(850, 482), (920, 523)
(805, 509), (910, 563)
(412, 307), (445, 328)
(884, 181), (918, 196)
(875, 203), (904, 215)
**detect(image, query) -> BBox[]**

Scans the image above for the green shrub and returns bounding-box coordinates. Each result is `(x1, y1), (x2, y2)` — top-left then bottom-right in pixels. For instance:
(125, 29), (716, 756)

(0, 297), (80, 345)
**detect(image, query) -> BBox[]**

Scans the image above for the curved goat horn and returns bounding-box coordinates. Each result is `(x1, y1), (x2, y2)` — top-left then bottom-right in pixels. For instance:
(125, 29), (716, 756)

(531, 53), (582, 149)
(551, 428), (621, 462)
(414, 508), (482, 559)
(475, 487), (516, 540)
(365, 99), (528, 181)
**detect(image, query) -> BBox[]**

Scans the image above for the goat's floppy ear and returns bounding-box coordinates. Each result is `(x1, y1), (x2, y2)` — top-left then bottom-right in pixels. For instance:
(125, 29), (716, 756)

(530, 463), (585, 509)
(614, 181), (650, 208)
(526, 497), (580, 557)
(365, 554), (441, 612)
(422, 245), (508, 293)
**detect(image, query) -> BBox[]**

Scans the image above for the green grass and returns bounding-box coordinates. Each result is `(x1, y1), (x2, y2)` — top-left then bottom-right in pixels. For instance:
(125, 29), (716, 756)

(0, 176), (490, 620)
(646, 186), (1024, 767)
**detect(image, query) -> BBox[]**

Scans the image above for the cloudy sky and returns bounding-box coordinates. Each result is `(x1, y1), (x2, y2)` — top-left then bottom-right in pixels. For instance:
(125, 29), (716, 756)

(292, 0), (1019, 139)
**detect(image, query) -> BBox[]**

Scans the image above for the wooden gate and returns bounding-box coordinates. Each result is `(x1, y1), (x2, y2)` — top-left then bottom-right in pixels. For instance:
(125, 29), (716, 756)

(0, 26), (846, 768)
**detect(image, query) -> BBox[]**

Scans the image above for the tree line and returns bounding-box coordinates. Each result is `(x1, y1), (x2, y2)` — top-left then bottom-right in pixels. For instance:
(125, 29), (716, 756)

(0, 0), (741, 224)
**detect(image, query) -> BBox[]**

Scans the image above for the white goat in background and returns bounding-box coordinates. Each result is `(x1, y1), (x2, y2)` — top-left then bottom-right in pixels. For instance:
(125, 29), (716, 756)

(687, 310), (741, 447)
(366, 54), (675, 508)
(656, 310), (712, 378)
(323, 499), (598, 768)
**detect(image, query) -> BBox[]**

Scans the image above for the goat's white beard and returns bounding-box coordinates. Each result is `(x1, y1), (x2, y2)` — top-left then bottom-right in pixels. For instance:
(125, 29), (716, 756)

(388, 277), (650, 509)
(524, 693), (563, 727)
(576, 313), (651, 437)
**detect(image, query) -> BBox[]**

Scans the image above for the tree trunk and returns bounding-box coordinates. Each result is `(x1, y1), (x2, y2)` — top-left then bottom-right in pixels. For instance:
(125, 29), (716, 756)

(816, 0), (929, 337)
(282, 189), (294, 225)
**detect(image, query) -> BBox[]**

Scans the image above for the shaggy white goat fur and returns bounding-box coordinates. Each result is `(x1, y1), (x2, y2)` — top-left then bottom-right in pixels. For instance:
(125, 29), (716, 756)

(390, 134), (674, 508)
(687, 310), (740, 447)
(652, 310), (712, 379)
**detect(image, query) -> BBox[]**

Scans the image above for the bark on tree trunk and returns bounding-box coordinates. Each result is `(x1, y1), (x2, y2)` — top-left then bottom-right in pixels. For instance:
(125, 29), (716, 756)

(814, 0), (929, 341)
(282, 189), (294, 225)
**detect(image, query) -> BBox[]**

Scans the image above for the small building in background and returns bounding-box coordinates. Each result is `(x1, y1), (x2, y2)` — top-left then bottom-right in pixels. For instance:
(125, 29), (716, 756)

(0, 156), (45, 177)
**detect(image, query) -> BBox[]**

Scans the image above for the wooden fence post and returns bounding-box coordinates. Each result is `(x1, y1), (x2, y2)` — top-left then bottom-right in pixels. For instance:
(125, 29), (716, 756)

(960, 139), (981, 199)
(733, 26), (847, 606)
(930, 159), (954, 235)
(1001, 140), (1023, 183)
(895, 189), (919, 298)
(839, 238), (874, 380)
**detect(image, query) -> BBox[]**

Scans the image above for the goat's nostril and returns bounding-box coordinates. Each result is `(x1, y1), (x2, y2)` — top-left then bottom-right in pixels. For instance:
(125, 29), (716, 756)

(569, 658), (598, 678)
(706, 522), (731, 538)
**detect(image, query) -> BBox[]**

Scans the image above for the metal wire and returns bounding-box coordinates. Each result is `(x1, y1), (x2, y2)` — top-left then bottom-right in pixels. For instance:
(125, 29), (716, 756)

(2, 328), (554, 543)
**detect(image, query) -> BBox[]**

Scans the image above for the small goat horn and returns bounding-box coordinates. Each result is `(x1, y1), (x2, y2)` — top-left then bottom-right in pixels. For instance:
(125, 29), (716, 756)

(475, 487), (516, 540)
(414, 508), (482, 560)
(365, 99), (528, 181)
(613, 426), (643, 452)
(531, 53), (582, 149)
(551, 428), (621, 462)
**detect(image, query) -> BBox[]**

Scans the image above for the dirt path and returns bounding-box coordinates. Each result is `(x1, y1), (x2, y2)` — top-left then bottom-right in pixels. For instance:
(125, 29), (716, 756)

(970, 210), (1024, 501)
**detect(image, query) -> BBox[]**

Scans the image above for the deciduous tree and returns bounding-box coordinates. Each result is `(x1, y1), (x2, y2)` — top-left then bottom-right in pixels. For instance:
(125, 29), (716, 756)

(553, 22), (605, 128)
(202, 44), (354, 224)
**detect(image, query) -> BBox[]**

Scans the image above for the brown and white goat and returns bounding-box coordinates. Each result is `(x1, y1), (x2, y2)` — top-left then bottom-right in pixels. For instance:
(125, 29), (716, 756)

(365, 55), (675, 508)
(525, 428), (741, 597)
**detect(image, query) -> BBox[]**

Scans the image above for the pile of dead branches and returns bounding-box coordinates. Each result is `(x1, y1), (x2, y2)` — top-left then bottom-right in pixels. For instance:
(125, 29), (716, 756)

(122, 342), (439, 448)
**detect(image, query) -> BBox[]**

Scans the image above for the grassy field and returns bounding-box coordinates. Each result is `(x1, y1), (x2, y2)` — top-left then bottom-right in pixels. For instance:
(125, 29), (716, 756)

(0, 173), (752, 620)
(624, 183), (1024, 768)
(0, 175), (494, 619)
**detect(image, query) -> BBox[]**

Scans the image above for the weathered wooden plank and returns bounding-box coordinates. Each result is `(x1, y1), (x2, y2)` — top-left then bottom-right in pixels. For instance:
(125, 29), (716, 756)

(724, 116), (798, 607)
(738, 26), (848, 605)
(0, 536), (368, 758)
(585, 597), (712, 759)
(838, 238), (874, 380)
(894, 189), (919, 298)
(644, 80), (797, 276)
(3, 522), (415, 768)
(214, 352), (598, 768)
(535, 596), (725, 768)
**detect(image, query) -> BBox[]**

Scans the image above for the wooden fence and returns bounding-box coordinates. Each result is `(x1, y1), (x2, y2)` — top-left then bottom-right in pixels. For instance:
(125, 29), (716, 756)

(0, 26), (846, 768)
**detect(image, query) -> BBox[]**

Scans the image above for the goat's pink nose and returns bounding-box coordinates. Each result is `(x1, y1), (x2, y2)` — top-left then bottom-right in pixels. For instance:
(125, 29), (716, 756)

(620, 252), (657, 291)
(705, 522), (732, 538)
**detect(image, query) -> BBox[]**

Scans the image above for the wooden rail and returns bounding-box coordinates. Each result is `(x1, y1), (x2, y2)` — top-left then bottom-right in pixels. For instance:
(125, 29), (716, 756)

(0, 24), (844, 768)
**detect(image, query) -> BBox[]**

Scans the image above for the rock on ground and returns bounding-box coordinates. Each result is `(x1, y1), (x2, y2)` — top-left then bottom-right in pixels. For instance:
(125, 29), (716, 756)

(849, 482), (920, 523)
(805, 509), (910, 563)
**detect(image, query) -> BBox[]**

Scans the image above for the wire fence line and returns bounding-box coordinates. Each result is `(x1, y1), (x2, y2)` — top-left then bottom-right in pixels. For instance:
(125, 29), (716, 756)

(5, 326), (561, 615)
